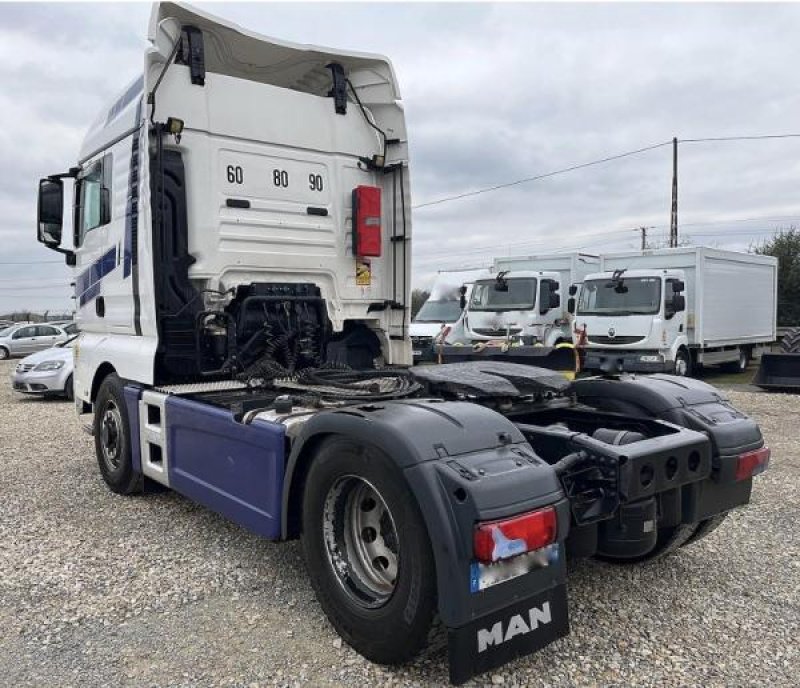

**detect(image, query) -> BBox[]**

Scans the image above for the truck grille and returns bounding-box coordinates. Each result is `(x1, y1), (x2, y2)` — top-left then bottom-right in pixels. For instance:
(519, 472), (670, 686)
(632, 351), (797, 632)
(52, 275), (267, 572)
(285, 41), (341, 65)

(472, 327), (522, 337)
(587, 335), (646, 345)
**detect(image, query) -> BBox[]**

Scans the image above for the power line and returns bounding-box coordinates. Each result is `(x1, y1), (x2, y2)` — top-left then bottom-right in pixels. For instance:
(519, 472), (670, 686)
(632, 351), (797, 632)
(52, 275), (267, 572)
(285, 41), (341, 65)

(412, 140), (673, 210)
(680, 133), (800, 143)
(413, 133), (800, 212)
(414, 212), (800, 263)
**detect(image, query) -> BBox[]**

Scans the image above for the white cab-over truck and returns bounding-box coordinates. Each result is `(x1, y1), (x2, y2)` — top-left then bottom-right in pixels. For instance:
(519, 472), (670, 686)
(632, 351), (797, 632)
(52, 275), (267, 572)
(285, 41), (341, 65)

(459, 253), (598, 347)
(35, 4), (771, 683)
(410, 268), (490, 362)
(574, 247), (778, 376)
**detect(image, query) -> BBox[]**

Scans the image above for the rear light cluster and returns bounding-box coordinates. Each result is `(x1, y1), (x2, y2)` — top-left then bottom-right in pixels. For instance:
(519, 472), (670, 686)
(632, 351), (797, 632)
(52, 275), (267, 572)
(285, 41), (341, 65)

(736, 446), (770, 481)
(473, 506), (557, 564)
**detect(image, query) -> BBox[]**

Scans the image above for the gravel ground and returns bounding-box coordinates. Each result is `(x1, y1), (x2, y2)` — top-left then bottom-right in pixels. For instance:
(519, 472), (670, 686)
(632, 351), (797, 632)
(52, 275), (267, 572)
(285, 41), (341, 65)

(1, 357), (798, 687)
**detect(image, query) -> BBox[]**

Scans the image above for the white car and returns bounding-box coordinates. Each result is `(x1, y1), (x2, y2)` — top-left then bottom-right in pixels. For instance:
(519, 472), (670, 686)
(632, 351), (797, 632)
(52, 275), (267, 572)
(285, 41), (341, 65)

(11, 336), (77, 399)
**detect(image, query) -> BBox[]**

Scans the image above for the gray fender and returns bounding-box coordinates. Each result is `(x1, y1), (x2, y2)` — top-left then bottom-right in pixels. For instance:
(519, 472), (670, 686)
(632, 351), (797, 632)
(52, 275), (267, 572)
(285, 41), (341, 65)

(281, 398), (568, 627)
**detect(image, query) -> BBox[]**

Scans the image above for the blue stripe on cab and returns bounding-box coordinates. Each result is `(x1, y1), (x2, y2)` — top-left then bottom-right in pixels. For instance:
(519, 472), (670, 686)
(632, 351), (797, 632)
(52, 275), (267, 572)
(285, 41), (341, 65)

(77, 247), (117, 306)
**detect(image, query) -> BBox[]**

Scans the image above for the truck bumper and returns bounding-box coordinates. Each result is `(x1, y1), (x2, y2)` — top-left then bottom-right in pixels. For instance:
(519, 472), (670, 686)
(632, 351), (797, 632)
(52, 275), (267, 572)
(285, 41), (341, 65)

(583, 350), (671, 374)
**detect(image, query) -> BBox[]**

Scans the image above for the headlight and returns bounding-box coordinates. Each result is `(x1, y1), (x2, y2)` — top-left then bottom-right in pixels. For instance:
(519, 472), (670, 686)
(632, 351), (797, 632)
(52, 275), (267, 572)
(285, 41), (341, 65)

(34, 360), (65, 371)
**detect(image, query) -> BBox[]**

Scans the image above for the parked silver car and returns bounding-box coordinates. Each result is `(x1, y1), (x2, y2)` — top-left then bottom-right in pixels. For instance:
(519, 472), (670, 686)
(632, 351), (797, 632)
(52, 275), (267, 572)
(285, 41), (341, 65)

(0, 323), (70, 359)
(11, 335), (77, 399)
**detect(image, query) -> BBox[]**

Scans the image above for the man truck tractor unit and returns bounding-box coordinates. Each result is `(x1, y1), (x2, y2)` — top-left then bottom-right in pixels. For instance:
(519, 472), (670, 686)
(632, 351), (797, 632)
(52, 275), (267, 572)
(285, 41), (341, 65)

(410, 268), (490, 363)
(35, 4), (770, 683)
(575, 247), (777, 376)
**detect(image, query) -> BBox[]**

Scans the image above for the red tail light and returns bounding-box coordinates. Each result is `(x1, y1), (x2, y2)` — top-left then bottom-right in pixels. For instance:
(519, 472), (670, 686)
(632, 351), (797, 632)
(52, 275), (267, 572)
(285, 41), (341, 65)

(474, 506), (557, 564)
(352, 185), (382, 257)
(736, 446), (770, 481)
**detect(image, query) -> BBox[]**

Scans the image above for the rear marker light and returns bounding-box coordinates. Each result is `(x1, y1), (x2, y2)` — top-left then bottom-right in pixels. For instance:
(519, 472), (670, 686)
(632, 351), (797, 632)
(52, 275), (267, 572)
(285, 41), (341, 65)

(352, 185), (382, 258)
(474, 507), (557, 564)
(736, 447), (770, 481)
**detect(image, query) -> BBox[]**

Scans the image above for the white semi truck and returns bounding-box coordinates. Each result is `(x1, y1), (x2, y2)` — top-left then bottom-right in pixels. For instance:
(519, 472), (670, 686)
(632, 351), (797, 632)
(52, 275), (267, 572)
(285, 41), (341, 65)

(459, 253), (598, 347)
(410, 268), (490, 362)
(35, 4), (770, 683)
(574, 247), (778, 376)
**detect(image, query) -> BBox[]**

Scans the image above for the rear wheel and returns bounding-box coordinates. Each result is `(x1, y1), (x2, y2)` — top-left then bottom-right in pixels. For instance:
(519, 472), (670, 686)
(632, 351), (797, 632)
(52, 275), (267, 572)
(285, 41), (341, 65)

(722, 348), (748, 373)
(598, 513), (730, 564)
(0, 346), (8, 360)
(300, 437), (437, 664)
(93, 373), (142, 495)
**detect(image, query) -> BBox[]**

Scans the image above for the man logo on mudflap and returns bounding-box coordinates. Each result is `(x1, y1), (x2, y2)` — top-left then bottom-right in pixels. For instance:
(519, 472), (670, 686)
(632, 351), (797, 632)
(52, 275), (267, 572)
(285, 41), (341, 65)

(477, 602), (552, 653)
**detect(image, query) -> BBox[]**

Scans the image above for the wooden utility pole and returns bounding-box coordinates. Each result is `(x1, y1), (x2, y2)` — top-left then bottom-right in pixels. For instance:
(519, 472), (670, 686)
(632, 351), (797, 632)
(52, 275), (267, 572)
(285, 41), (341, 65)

(639, 226), (648, 250)
(670, 137), (678, 248)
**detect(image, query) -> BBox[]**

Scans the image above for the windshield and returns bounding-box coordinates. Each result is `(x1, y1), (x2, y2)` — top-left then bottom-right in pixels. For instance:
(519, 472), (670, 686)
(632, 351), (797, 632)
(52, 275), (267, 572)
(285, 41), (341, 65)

(0, 327), (12, 337)
(578, 277), (662, 316)
(470, 278), (537, 311)
(414, 299), (463, 323)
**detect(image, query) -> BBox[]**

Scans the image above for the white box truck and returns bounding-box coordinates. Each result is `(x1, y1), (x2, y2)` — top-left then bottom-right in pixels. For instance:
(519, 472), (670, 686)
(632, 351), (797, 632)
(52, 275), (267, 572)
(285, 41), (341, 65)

(410, 267), (490, 361)
(574, 247), (778, 376)
(457, 252), (599, 347)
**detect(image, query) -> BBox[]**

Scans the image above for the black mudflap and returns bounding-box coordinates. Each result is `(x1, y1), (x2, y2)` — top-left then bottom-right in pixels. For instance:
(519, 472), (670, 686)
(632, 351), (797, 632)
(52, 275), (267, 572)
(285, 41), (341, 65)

(447, 583), (569, 685)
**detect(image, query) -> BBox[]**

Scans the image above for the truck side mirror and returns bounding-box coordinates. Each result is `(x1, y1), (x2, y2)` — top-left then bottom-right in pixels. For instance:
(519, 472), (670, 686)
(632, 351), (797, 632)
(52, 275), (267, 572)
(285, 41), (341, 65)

(567, 297), (576, 314)
(665, 294), (685, 319)
(568, 284), (578, 296)
(459, 285), (467, 310)
(37, 178), (64, 247)
(672, 280), (685, 293)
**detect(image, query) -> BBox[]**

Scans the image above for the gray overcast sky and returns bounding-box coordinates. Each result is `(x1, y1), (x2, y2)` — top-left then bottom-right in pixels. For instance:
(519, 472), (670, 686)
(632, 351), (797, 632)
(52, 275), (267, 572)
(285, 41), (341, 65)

(2, 1), (800, 313)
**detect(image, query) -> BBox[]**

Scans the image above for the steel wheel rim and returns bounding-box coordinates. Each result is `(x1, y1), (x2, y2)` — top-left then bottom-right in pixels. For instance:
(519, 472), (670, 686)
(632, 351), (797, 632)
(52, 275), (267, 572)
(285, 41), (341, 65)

(322, 475), (399, 608)
(100, 399), (123, 471)
(675, 356), (688, 376)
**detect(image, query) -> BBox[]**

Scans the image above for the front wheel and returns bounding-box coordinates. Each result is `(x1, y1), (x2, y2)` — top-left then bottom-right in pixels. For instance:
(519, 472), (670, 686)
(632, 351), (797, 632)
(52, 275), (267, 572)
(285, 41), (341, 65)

(0, 346), (8, 360)
(300, 437), (437, 664)
(722, 348), (748, 373)
(673, 348), (691, 377)
(64, 374), (74, 401)
(93, 373), (142, 495)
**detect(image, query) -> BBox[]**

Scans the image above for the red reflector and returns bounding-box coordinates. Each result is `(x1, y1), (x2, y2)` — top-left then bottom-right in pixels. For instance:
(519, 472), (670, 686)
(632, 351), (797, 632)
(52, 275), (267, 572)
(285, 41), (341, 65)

(736, 446), (770, 481)
(352, 185), (382, 257)
(474, 507), (557, 563)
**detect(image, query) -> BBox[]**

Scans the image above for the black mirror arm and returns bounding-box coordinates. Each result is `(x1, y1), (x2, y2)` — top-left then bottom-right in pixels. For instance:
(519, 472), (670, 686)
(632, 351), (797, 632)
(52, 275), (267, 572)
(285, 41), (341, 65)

(49, 168), (80, 181)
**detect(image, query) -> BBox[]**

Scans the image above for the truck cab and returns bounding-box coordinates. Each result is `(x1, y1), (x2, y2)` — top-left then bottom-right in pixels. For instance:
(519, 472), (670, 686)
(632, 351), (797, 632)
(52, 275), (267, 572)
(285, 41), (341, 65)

(410, 268), (488, 361)
(462, 270), (569, 347)
(575, 268), (688, 374)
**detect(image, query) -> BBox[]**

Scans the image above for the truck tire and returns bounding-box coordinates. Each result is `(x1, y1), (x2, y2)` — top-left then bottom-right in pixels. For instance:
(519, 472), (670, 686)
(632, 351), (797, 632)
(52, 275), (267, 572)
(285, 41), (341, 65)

(682, 513), (729, 547)
(599, 512), (730, 564)
(300, 437), (437, 665)
(673, 348), (691, 377)
(781, 327), (800, 353)
(64, 374), (74, 401)
(93, 373), (142, 495)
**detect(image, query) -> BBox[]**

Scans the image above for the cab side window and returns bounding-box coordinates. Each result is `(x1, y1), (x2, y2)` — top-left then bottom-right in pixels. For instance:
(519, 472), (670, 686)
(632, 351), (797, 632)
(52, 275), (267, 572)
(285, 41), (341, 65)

(74, 153), (112, 247)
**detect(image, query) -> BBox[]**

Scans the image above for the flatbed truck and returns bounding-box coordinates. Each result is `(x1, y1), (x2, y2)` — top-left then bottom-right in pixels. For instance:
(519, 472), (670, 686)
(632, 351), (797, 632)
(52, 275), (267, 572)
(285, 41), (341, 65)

(35, 3), (770, 683)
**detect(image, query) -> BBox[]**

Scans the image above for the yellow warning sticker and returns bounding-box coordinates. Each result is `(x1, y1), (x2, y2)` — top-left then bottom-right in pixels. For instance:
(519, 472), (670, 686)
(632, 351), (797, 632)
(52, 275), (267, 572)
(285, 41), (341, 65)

(356, 259), (371, 286)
